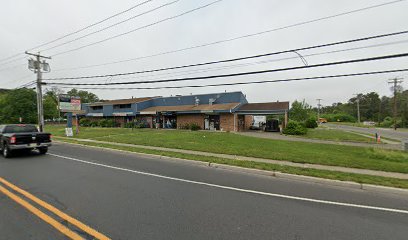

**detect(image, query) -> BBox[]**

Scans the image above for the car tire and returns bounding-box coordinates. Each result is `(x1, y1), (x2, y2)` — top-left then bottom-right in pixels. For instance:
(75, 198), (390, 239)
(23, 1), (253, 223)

(3, 144), (12, 158)
(38, 147), (48, 155)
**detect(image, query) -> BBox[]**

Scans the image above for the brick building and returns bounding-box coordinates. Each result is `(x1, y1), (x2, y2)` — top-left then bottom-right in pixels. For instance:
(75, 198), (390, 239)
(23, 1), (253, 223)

(82, 91), (289, 132)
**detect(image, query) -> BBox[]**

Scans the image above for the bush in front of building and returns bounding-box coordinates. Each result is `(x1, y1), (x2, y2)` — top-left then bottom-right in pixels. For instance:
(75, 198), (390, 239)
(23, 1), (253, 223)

(99, 119), (118, 128)
(189, 123), (201, 131)
(90, 121), (100, 127)
(79, 118), (92, 127)
(179, 123), (201, 131)
(283, 120), (307, 135)
(124, 121), (150, 128)
(304, 117), (318, 129)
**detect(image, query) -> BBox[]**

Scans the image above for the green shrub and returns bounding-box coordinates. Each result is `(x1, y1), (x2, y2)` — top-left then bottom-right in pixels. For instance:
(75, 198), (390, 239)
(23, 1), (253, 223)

(124, 122), (134, 128)
(79, 118), (91, 127)
(321, 113), (356, 123)
(305, 117), (318, 128)
(379, 117), (401, 128)
(189, 123), (201, 131)
(90, 121), (99, 127)
(97, 119), (117, 128)
(283, 121), (307, 135)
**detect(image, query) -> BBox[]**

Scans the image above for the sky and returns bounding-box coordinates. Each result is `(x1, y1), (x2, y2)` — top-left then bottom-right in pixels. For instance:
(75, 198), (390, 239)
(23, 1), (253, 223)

(1, 0), (407, 108)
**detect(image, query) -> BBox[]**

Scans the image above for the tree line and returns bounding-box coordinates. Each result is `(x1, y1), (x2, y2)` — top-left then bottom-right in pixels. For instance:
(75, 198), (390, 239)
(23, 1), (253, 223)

(0, 87), (99, 124)
(289, 88), (408, 128)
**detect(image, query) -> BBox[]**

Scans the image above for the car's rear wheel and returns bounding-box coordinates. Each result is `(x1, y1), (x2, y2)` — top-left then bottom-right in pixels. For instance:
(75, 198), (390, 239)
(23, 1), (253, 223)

(38, 147), (48, 154)
(3, 144), (12, 158)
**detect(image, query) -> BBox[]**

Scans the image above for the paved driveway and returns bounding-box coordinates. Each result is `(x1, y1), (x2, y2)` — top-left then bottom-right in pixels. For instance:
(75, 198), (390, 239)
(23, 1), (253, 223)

(326, 123), (408, 142)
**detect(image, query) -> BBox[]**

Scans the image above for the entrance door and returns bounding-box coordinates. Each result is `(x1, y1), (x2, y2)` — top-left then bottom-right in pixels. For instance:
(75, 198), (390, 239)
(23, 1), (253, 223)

(209, 115), (220, 130)
(204, 118), (209, 130)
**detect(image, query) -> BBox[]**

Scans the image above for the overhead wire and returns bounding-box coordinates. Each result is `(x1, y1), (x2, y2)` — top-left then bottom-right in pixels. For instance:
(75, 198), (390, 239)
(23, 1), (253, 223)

(52, 0), (407, 71)
(44, 52), (408, 86)
(0, 62), (27, 73)
(47, 38), (408, 84)
(50, 0), (224, 57)
(44, 30), (408, 80)
(54, 69), (408, 90)
(40, 0), (181, 53)
(0, 0), (154, 63)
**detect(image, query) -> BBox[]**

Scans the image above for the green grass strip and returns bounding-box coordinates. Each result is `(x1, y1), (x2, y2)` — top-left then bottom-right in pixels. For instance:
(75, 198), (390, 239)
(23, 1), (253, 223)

(46, 126), (408, 174)
(56, 138), (408, 190)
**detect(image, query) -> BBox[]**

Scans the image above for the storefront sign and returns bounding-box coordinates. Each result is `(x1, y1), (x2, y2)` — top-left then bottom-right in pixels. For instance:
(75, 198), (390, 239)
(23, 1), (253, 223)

(87, 113), (103, 117)
(59, 95), (81, 112)
(112, 112), (133, 116)
(139, 111), (156, 115)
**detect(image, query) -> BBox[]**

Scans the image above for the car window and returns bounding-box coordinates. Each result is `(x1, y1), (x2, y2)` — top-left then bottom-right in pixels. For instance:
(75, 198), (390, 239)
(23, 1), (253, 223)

(3, 125), (39, 133)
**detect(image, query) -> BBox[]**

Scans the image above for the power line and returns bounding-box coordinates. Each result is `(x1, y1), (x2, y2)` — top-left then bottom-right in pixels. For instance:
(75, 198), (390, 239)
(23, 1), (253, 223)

(52, 0), (407, 71)
(2, 74), (33, 87)
(0, 0), (153, 64)
(40, 0), (180, 53)
(0, 62), (26, 73)
(73, 38), (407, 83)
(54, 68), (408, 90)
(18, 81), (36, 89)
(44, 52), (408, 86)
(50, 0), (224, 57)
(44, 30), (408, 81)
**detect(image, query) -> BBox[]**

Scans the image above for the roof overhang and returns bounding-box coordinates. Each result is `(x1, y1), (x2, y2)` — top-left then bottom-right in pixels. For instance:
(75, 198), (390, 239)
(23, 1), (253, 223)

(235, 110), (288, 115)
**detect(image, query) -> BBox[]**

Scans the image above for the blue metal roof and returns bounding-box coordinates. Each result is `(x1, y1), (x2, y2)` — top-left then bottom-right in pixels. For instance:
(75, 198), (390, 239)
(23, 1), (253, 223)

(85, 91), (248, 117)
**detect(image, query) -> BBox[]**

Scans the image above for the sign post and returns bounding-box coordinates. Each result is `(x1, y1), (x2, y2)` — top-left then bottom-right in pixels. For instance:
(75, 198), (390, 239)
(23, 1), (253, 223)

(59, 95), (81, 137)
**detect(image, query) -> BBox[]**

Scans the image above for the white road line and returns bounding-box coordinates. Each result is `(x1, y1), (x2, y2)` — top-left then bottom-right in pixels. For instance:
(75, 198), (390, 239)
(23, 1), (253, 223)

(48, 153), (408, 215)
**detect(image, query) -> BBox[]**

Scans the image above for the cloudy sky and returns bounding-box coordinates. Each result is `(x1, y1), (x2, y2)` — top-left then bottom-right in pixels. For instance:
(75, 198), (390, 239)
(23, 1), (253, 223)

(1, 0), (407, 108)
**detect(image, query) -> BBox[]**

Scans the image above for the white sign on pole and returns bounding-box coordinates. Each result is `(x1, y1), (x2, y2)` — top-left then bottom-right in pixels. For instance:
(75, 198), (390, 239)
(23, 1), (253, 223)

(65, 128), (74, 137)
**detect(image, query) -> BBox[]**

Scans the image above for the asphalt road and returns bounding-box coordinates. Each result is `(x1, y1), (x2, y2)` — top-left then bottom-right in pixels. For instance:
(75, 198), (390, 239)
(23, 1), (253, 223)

(1, 143), (408, 240)
(326, 123), (408, 142)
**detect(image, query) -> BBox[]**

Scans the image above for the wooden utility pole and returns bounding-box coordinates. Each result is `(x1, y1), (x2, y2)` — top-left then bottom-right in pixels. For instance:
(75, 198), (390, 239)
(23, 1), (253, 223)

(388, 77), (403, 130)
(316, 99), (322, 120)
(353, 94), (361, 124)
(26, 52), (51, 132)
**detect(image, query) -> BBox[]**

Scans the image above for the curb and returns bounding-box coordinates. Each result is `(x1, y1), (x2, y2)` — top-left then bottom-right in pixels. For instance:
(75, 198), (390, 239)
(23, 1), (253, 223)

(53, 140), (408, 196)
(53, 137), (408, 180)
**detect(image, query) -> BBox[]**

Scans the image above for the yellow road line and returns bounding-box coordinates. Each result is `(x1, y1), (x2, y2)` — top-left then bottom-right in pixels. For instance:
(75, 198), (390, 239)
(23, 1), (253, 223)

(0, 177), (110, 240)
(0, 185), (83, 240)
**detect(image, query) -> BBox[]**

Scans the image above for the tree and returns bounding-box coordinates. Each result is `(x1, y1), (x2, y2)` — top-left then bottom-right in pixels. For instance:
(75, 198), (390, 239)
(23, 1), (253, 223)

(44, 87), (64, 105)
(289, 100), (313, 122)
(67, 88), (99, 103)
(0, 88), (37, 124)
(43, 94), (59, 120)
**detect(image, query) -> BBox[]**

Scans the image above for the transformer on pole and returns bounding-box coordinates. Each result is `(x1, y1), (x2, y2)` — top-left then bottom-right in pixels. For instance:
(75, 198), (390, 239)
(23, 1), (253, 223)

(26, 51), (51, 132)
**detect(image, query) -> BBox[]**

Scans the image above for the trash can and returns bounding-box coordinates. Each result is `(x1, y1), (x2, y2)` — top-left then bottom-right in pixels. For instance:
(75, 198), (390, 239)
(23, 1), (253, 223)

(403, 139), (408, 152)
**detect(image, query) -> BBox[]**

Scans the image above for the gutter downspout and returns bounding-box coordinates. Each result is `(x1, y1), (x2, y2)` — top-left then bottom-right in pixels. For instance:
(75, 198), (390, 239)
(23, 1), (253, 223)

(231, 109), (236, 132)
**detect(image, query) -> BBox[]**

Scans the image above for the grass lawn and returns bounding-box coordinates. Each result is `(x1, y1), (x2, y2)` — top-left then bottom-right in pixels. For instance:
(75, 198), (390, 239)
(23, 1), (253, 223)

(46, 125), (408, 174)
(58, 138), (408, 189)
(300, 127), (375, 143)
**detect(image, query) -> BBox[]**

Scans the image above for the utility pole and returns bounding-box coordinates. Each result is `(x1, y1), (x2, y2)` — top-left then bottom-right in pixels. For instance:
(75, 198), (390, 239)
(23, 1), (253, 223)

(316, 99), (322, 120)
(388, 77), (404, 130)
(354, 94), (361, 124)
(26, 52), (51, 132)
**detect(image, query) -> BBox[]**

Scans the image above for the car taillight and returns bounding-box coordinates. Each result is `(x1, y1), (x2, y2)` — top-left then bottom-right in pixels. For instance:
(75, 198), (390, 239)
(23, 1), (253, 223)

(10, 136), (16, 144)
